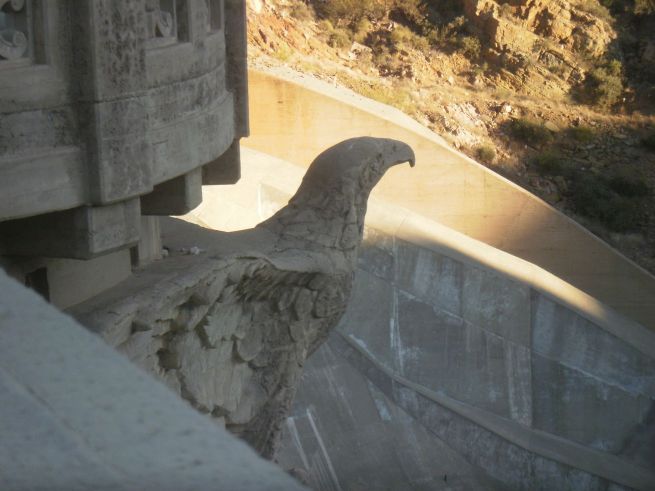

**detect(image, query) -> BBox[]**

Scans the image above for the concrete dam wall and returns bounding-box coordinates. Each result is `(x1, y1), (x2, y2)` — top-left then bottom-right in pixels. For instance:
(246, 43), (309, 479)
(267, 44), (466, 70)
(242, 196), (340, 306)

(189, 147), (655, 490)
(245, 68), (655, 332)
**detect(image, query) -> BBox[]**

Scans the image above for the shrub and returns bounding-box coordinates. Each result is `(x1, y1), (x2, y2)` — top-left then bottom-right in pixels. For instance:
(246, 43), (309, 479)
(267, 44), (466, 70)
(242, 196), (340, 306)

(475, 144), (496, 163)
(579, 59), (624, 108)
(531, 151), (566, 175)
(290, 2), (315, 21)
(569, 172), (645, 232)
(273, 42), (293, 62)
(458, 35), (481, 59)
(328, 28), (352, 49)
(608, 169), (650, 197)
(634, 0), (655, 15)
(508, 118), (553, 146)
(352, 18), (372, 43)
(430, 16), (467, 47)
(312, 0), (383, 25)
(642, 131), (655, 151)
(568, 126), (596, 143)
(390, 24), (431, 53)
(577, 0), (613, 20)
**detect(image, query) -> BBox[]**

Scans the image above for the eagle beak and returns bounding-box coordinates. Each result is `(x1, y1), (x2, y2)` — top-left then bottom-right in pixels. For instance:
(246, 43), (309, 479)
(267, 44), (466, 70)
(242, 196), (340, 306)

(382, 139), (416, 169)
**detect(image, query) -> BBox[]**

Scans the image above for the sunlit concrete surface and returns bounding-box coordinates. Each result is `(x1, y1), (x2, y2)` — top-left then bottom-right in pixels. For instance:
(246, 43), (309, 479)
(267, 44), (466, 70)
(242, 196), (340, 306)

(0, 268), (307, 491)
(187, 147), (655, 490)
(243, 68), (655, 331)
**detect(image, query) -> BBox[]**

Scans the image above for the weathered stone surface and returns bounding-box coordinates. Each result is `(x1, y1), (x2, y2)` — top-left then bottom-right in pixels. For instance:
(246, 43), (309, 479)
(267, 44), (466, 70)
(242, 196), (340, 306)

(395, 238), (463, 316)
(461, 266), (531, 347)
(276, 340), (503, 491)
(74, 137), (415, 458)
(532, 353), (653, 453)
(533, 294), (655, 399)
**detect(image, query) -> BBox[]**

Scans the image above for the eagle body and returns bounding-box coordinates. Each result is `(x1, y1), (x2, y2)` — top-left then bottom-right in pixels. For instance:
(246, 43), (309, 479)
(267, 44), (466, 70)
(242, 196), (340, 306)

(76, 138), (415, 458)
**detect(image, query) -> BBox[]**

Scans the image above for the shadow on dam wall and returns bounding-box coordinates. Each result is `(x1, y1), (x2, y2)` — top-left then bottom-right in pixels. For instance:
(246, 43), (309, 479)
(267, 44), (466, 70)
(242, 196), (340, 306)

(244, 68), (655, 332)
(190, 147), (655, 490)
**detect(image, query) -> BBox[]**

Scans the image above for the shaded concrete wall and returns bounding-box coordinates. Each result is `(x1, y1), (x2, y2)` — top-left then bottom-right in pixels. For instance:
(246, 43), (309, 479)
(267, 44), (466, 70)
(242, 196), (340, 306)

(192, 147), (655, 490)
(244, 68), (655, 332)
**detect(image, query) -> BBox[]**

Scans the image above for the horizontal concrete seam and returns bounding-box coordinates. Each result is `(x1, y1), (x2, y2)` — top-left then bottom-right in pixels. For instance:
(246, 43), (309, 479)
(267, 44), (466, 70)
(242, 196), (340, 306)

(532, 346), (655, 400)
(385, 219), (655, 359)
(337, 331), (655, 491)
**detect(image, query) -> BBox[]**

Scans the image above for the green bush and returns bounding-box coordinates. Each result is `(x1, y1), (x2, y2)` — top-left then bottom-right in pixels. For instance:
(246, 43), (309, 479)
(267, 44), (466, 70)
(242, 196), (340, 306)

(458, 35), (481, 59)
(508, 118), (553, 146)
(579, 59), (624, 108)
(568, 126), (596, 143)
(328, 28), (352, 49)
(352, 18), (372, 43)
(577, 0), (612, 20)
(429, 15), (467, 47)
(608, 169), (650, 197)
(290, 2), (315, 20)
(642, 131), (655, 151)
(634, 0), (655, 14)
(569, 172), (645, 232)
(312, 0), (383, 24)
(272, 42), (293, 62)
(475, 144), (496, 163)
(531, 151), (567, 175)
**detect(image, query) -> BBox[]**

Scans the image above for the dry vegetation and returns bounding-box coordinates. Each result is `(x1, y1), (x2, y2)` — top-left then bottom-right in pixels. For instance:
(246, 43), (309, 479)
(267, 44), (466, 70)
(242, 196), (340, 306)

(248, 0), (655, 272)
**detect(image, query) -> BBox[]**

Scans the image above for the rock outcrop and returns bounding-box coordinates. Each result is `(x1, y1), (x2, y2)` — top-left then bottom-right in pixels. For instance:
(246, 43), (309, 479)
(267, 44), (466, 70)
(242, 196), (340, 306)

(465, 0), (614, 57)
(73, 137), (414, 458)
(463, 0), (615, 96)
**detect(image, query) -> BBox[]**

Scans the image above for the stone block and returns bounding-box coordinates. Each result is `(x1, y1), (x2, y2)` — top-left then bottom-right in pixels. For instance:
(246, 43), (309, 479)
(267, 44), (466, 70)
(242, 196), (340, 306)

(395, 239), (463, 316)
(203, 139), (242, 185)
(397, 291), (512, 419)
(0, 200), (140, 259)
(336, 269), (395, 368)
(141, 168), (203, 216)
(358, 226), (394, 281)
(532, 353), (653, 453)
(133, 216), (162, 267)
(462, 265), (531, 347)
(532, 294), (655, 399)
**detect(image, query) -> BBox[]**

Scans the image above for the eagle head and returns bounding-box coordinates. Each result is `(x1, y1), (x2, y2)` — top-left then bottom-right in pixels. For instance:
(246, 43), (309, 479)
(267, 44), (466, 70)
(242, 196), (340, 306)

(299, 137), (415, 199)
(262, 137), (415, 253)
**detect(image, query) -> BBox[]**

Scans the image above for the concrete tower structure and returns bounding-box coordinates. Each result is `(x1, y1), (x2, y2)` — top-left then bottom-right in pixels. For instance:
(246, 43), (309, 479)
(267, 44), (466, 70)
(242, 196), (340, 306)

(0, 0), (248, 308)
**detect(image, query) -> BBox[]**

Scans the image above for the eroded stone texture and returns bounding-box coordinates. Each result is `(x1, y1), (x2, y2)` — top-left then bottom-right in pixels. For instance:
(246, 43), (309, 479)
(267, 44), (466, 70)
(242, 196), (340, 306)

(74, 137), (415, 458)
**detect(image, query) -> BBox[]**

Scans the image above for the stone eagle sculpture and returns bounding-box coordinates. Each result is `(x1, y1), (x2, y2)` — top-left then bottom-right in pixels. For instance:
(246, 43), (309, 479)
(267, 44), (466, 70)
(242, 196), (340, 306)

(75, 137), (415, 458)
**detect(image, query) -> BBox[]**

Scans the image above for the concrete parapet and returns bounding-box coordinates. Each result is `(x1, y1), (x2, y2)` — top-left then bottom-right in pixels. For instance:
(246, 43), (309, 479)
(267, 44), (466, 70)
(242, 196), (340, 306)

(0, 268), (307, 491)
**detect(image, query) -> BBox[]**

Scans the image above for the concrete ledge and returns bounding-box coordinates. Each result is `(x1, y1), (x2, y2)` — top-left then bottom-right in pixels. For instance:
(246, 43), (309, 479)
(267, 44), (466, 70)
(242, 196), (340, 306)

(0, 269), (306, 491)
(335, 332), (655, 490)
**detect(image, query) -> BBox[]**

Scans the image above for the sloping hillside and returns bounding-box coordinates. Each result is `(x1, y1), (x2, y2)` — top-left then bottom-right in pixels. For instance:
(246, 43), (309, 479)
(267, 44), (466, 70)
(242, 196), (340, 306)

(246, 0), (655, 273)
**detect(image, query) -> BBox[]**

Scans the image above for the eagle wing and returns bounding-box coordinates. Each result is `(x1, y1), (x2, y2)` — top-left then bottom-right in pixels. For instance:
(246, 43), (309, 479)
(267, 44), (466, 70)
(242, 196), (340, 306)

(90, 250), (350, 458)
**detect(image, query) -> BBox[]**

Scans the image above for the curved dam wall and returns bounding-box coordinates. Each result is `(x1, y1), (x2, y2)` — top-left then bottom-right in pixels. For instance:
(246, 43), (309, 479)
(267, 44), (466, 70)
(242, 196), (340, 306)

(245, 68), (655, 332)
(191, 147), (655, 490)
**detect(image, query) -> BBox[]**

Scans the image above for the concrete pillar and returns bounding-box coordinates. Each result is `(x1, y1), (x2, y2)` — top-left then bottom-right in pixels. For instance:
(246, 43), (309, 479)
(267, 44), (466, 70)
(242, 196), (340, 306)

(203, 139), (241, 184)
(141, 168), (203, 216)
(131, 216), (163, 267)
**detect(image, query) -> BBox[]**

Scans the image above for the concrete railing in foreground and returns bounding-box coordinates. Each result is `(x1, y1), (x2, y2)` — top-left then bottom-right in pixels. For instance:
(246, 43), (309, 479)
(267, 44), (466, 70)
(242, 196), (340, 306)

(245, 67), (655, 331)
(192, 147), (655, 490)
(0, 269), (307, 491)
